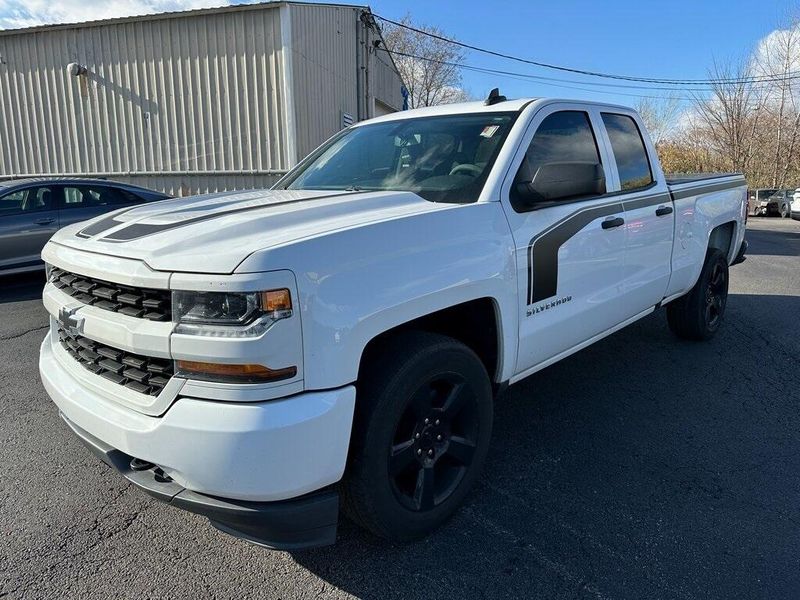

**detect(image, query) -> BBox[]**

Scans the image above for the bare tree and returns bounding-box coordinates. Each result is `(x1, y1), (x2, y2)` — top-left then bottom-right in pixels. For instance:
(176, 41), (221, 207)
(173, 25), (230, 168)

(635, 95), (682, 146)
(690, 59), (765, 174)
(381, 15), (470, 108)
(751, 15), (800, 187)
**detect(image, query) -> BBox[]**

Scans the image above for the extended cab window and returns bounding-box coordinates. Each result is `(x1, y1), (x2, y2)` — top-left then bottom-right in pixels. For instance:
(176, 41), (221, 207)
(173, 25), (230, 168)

(511, 111), (604, 211)
(280, 113), (516, 204)
(601, 113), (654, 191)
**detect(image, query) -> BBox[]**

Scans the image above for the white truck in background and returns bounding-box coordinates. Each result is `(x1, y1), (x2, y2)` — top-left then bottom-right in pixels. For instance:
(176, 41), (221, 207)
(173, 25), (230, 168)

(39, 92), (748, 549)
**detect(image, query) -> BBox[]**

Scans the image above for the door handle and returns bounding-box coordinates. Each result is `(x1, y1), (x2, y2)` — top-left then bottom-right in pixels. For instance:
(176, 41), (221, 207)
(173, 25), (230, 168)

(34, 218), (55, 225)
(601, 216), (625, 229)
(655, 205), (674, 217)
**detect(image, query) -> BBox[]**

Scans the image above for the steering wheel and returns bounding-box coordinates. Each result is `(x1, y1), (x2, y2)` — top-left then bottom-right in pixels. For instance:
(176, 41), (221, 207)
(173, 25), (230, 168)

(449, 164), (483, 178)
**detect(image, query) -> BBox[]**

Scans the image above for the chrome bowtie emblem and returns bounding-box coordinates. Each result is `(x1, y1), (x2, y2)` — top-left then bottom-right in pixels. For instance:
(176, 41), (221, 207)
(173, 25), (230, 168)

(58, 306), (84, 337)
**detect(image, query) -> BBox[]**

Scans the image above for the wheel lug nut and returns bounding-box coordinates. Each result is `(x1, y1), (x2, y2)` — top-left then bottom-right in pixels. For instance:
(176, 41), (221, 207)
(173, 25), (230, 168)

(435, 419), (440, 425)
(437, 434), (442, 441)
(427, 449), (434, 456)
(424, 418), (429, 424)
(415, 433), (420, 439)
(417, 449), (423, 455)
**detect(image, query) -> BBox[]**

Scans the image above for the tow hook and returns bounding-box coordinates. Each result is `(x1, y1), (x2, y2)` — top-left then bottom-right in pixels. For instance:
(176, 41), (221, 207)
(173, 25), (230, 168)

(130, 457), (155, 472)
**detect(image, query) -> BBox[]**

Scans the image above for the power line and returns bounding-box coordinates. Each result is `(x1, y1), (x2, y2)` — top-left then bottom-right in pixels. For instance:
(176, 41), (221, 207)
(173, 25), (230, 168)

(374, 13), (800, 87)
(384, 49), (716, 101)
(386, 49), (718, 97)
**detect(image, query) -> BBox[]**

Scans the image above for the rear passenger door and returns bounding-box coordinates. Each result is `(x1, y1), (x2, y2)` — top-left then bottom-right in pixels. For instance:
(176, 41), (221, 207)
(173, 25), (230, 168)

(597, 111), (673, 312)
(500, 104), (632, 374)
(0, 185), (59, 271)
(58, 184), (133, 228)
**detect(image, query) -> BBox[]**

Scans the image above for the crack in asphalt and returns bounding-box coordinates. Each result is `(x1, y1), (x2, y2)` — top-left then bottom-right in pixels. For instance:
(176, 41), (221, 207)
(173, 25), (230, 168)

(0, 325), (48, 342)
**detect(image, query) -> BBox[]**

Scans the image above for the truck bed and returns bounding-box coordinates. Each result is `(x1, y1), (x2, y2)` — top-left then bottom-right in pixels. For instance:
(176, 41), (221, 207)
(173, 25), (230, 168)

(665, 173), (742, 186)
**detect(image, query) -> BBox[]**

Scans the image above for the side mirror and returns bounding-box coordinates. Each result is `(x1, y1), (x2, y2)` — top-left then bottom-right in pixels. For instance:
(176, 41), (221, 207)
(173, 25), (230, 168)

(514, 161), (606, 208)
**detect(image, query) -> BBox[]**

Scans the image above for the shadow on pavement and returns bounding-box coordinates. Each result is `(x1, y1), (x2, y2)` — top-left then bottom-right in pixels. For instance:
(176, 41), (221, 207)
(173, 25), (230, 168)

(293, 293), (800, 599)
(745, 222), (800, 257)
(0, 271), (46, 304)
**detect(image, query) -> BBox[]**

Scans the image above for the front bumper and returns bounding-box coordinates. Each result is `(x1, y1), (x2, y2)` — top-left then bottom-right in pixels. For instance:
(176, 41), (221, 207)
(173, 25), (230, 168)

(61, 414), (339, 550)
(40, 333), (356, 549)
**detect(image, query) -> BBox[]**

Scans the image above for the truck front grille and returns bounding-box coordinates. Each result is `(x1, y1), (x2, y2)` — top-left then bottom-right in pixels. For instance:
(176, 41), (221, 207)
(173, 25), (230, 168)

(50, 267), (172, 321)
(57, 325), (174, 397)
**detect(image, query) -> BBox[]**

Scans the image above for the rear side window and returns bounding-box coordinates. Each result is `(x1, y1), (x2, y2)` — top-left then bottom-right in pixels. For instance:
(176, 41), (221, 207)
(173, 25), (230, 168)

(62, 185), (127, 208)
(602, 113), (654, 191)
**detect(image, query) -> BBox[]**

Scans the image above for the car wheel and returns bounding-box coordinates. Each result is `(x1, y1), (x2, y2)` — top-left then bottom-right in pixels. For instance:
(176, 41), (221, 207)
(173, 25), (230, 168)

(342, 330), (493, 542)
(667, 248), (729, 341)
(781, 203), (790, 218)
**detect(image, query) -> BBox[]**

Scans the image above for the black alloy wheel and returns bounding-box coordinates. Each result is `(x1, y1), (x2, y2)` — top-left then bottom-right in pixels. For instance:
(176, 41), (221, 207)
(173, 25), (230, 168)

(704, 259), (728, 331)
(342, 330), (493, 542)
(388, 373), (479, 512)
(667, 248), (729, 341)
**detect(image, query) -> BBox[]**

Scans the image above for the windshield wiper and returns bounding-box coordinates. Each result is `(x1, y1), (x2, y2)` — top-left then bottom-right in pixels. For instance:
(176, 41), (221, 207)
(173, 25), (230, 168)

(345, 185), (363, 191)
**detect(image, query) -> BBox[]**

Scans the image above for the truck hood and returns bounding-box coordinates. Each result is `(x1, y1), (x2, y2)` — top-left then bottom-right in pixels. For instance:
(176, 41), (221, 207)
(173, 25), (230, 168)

(50, 188), (452, 273)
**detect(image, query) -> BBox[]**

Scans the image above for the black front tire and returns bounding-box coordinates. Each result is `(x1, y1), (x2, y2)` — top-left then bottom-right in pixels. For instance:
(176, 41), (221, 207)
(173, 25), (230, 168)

(666, 248), (729, 341)
(342, 330), (493, 542)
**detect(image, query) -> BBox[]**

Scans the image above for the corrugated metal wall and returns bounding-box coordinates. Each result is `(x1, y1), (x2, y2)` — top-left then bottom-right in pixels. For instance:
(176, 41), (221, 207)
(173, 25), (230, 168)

(0, 2), (405, 196)
(290, 4), (403, 160)
(290, 4), (359, 162)
(0, 5), (292, 195)
(371, 45), (404, 113)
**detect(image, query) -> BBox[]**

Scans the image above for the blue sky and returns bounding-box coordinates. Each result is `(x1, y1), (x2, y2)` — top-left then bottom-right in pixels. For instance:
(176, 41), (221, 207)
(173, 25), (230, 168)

(1, 0), (794, 107)
(363, 0), (795, 106)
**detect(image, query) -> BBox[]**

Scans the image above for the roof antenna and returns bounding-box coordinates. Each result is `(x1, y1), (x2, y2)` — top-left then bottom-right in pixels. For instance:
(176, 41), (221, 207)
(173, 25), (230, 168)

(485, 87), (506, 106)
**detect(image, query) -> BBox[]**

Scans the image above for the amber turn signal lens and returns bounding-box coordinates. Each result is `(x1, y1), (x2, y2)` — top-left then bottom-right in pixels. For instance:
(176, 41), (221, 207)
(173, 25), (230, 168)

(176, 360), (297, 383)
(261, 289), (292, 313)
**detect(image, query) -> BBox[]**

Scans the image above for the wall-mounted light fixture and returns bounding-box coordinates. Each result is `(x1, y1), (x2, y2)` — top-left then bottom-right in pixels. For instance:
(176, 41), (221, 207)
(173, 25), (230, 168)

(67, 62), (87, 77)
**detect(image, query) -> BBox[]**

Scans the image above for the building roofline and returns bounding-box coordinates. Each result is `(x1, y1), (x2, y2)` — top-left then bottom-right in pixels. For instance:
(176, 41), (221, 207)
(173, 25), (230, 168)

(0, 1), (371, 37)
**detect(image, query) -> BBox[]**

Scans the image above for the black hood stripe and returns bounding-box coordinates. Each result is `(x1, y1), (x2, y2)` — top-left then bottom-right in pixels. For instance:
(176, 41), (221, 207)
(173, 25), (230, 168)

(77, 211), (132, 238)
(78, 191), (360, 242)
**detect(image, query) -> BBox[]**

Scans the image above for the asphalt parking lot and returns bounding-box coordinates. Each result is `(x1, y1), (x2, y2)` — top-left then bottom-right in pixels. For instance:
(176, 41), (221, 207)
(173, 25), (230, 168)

(2, 217), (799, 600)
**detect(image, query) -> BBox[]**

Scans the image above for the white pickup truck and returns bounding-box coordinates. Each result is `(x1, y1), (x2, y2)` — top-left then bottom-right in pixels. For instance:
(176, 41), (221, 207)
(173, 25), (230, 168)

(39, 93), (748, 550)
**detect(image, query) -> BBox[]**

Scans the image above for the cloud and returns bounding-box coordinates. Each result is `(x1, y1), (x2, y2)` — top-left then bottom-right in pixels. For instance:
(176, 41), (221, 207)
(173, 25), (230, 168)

(0, 0), (232, 30)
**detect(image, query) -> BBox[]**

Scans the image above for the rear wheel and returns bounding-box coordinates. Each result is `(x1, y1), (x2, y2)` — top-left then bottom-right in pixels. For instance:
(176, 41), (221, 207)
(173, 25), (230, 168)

(781, 203), (790, 218)
(666, 248), (729, 341)
(342, 331), (493, 542)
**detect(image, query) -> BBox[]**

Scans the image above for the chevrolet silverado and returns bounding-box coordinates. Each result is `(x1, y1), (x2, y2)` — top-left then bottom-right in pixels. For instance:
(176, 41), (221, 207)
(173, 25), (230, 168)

(39, 93), (748, 549)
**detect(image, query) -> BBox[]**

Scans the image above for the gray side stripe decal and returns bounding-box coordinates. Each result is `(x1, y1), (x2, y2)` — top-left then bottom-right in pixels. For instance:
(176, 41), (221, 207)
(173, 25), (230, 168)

(525, 179), (742, 305)
(526, 193), (668, 305)
(670, 179), (743, 200)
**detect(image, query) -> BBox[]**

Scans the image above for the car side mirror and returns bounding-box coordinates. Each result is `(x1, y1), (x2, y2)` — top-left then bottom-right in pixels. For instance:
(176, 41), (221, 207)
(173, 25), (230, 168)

(514, 161), (606, 209)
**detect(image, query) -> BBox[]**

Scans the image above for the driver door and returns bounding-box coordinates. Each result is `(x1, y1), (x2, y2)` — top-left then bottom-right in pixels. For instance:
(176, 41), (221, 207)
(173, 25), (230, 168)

(500, 104), (632, 376)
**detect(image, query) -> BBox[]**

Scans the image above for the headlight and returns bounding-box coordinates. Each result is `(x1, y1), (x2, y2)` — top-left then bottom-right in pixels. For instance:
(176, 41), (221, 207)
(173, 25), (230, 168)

(172, 289), (292, 337)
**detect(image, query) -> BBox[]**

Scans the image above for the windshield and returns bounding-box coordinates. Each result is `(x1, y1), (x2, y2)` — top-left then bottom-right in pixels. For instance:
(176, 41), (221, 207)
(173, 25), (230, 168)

(280, 113), (517, 203)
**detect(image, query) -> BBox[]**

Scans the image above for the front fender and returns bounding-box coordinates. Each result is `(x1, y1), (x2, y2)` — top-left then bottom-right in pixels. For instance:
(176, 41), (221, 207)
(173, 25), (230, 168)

(239, 203), (518, 390)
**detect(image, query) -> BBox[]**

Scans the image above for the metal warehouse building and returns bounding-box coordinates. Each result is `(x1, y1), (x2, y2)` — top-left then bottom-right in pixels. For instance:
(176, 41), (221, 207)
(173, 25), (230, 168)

(0, 1), (404, 195)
